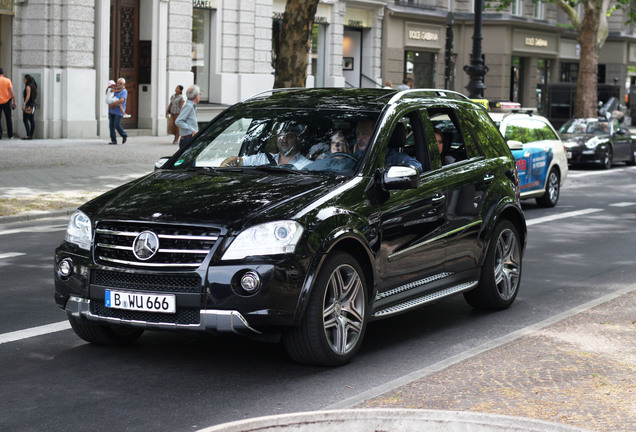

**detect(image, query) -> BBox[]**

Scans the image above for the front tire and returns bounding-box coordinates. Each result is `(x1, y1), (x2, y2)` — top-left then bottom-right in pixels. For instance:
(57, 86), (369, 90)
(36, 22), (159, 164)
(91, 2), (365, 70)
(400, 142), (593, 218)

(599, 146), (612, 170)
(283, 251), (367, 366)
(536, 168), (560, 207)
(68, 314), (144, 345)
(464, 220), (522, 310)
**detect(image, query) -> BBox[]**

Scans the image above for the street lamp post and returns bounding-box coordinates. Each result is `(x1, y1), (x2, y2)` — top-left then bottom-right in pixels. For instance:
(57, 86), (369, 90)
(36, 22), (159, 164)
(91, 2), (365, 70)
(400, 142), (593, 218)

(464, 0), (488, 98)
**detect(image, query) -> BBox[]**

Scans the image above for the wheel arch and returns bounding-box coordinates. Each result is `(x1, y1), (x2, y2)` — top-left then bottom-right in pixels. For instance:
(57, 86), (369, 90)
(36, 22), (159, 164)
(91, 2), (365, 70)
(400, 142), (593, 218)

(292, 228), (376, 326)
(479, 201), (527, 267)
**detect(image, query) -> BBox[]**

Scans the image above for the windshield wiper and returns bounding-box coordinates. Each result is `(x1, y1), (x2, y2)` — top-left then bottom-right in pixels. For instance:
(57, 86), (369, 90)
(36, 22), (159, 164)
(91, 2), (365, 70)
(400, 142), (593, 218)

(245, 165), (305, 175)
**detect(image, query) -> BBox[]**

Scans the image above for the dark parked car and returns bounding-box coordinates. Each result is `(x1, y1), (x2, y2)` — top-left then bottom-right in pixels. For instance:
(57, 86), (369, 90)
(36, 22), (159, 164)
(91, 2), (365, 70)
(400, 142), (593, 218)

(559, 117), (636, 169)
(55, 88), (526, 366)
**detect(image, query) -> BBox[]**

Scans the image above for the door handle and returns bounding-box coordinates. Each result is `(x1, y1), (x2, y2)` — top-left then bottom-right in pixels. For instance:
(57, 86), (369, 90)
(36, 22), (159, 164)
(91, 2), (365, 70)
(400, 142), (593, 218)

(483, 174), (495, 183)
(432, 193), (446, 203)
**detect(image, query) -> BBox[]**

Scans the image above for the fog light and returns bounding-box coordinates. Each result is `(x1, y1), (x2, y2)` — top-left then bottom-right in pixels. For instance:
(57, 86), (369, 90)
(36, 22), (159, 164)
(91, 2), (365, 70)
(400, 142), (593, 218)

(58, 258), (74, 278)
(240, 271), (261, 294)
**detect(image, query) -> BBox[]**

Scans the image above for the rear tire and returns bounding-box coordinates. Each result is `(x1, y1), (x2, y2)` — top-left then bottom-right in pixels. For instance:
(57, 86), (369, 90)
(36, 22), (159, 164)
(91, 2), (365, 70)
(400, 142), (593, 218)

(464, 220), (522, 310)
(536, 168), (560, 208)
(68, 314), (144, 345)
(283, 251), (367, 366)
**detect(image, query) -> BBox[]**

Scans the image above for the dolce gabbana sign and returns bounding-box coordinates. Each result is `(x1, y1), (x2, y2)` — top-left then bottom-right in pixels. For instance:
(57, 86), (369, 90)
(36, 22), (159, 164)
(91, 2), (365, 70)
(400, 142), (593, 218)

(513, 30), (557, 55)
(405, 23), (441, 49)
(525, 37), (548, 47)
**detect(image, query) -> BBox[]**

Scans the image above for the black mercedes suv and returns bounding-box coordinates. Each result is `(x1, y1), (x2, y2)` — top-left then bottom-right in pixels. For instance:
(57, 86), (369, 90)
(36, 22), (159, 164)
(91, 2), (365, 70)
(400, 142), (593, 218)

(55, 88), (526, 366)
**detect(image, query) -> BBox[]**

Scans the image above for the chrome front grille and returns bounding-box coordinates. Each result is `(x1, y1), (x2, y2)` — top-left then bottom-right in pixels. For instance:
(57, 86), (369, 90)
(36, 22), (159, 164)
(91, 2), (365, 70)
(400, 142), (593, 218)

(94, 222), (220, 269)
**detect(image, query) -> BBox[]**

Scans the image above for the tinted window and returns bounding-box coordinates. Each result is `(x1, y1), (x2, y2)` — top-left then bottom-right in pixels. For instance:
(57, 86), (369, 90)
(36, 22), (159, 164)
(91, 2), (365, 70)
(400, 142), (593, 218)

(170, 109), (380, 175)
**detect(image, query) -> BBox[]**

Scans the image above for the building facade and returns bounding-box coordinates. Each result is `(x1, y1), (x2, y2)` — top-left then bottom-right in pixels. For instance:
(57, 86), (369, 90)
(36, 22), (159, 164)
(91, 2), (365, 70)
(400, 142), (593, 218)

(0, 0), (634, 139)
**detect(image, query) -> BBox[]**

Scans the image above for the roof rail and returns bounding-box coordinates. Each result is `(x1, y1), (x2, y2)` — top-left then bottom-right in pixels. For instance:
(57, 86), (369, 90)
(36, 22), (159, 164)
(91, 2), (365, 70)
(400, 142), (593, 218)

(388, 88), (470, 104)
(243, 87), (304, 102)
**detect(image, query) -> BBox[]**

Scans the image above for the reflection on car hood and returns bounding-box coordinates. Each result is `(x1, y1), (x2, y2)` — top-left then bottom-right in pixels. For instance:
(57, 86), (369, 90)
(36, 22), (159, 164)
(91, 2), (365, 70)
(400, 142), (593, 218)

(83, 170), (337, 229)
(560, 134), (599, 147)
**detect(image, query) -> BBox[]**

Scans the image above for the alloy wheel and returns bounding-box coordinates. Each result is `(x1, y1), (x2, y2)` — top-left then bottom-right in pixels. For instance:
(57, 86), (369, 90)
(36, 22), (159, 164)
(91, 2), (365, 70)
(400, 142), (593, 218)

(494, 228), (521, 301)
(322, 264), (365, 355)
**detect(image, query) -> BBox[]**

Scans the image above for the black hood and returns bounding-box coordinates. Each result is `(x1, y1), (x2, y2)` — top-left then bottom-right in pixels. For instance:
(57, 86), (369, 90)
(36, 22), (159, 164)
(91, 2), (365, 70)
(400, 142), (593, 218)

(82, 170), (340, 229)
(561, 134), (600, 147)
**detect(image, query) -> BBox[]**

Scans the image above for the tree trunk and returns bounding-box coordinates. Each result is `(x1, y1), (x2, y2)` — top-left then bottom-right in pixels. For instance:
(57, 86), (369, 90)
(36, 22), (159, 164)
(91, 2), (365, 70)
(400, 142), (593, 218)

(274, 0), (320, 88)
(573, 1), (601, 118)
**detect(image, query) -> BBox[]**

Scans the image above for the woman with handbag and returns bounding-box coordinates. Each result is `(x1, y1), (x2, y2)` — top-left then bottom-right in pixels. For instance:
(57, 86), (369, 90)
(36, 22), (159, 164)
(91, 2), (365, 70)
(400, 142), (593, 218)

(22, 74), (37, 140)
(166, 85), (185, 144)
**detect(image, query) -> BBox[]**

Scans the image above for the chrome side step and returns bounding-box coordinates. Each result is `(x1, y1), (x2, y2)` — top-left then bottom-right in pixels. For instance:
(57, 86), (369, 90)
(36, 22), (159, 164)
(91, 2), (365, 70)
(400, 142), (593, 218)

(373, 281), (478, 318)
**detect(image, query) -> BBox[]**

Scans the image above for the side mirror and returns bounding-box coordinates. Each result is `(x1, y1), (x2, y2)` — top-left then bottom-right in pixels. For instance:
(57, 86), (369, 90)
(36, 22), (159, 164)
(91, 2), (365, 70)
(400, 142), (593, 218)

(382, 165), (419, 190)
(154, 157), (170, 170)
(507, 140), (523, 150)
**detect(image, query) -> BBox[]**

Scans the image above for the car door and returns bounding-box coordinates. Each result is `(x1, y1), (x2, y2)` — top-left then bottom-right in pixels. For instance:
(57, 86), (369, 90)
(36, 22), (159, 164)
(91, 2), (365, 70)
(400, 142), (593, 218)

(610, 119), (630, 161)
(505, 117), (552, 193)
(373, 110), (449, 307)
(434, 106), (505, 282)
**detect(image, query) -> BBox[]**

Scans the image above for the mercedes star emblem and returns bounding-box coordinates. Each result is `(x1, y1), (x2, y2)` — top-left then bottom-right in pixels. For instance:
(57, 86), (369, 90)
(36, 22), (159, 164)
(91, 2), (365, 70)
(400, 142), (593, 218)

(132, 231), (160, 260)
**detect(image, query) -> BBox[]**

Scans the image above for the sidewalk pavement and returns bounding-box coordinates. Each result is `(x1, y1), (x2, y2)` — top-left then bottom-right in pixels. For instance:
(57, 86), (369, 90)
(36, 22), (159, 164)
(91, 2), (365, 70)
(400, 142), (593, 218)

(1, 135), (634, 432)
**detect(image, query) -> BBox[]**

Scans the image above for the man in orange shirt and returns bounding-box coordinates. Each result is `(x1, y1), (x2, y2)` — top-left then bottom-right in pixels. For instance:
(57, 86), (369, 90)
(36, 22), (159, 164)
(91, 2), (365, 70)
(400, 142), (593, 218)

(0, 68), (16, 139)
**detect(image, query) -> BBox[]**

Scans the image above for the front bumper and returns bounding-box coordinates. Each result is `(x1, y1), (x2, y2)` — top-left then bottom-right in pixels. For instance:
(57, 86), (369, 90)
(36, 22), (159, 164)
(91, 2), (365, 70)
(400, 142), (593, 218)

(566, 147), (604, 165)
(55, 244), (311, 336)
(64, 295), (261, 336)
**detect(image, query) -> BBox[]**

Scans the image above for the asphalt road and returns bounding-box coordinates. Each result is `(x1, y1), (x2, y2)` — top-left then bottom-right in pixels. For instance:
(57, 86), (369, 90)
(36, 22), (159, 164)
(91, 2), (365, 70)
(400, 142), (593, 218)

(0, 165), (635, 432)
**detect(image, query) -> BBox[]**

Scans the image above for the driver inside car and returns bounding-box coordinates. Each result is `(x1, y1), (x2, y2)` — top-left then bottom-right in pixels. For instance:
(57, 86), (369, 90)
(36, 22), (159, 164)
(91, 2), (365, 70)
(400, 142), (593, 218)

(221, 122), (311, 169)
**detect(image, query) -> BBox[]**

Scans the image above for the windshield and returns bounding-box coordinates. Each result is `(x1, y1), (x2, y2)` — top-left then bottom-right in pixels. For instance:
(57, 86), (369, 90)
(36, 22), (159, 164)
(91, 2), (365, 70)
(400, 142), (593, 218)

(167, 108), (380, 175)
(559, 118), (609, 135)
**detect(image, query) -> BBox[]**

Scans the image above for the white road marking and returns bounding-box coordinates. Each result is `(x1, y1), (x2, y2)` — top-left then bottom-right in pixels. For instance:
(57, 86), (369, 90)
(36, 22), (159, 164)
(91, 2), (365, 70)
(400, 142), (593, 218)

(566, 166), (636, 178)
(0, 321), (71, 345)
(526, 208), (603, 226)
(609, 202), (636, 207)
(0, 252), (26, 260)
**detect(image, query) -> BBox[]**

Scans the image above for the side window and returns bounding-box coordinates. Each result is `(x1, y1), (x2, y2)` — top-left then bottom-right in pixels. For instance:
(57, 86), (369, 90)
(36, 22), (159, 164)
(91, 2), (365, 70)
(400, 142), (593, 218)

(384, 112), (427, 172)
(427, 107), (472, 168)
(461, 108), (507, 159)
(536, 119), (558, 141)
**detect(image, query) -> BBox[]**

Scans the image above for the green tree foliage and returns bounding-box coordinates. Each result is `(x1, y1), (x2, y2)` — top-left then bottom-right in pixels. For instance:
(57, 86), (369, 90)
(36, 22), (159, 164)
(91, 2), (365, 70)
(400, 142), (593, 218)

(493, 0), (634, 117)
(274, 0), (320, 88)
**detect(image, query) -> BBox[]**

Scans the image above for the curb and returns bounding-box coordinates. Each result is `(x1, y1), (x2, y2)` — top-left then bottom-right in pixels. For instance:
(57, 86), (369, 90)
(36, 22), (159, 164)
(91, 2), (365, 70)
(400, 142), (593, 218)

(198, 409), (593, 432)
(0, 208), (76, 224)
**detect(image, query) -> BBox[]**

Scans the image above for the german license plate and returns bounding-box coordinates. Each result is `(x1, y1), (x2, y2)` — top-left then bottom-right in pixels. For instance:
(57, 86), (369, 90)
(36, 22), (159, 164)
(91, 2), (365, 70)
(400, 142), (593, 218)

(566, 151), (572, 159)
(105, 290), (176, 314)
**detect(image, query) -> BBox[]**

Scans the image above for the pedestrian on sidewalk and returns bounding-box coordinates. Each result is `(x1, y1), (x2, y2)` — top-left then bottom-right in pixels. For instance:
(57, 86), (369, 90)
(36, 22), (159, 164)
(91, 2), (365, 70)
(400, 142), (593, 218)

(166, 85), (185, 145)
(105, 79), (130, 118)
(108, 77), (129, 145)
(175, 85), (200, 149)
(0, 68), (17, 139)
(21, 74), (37, 140)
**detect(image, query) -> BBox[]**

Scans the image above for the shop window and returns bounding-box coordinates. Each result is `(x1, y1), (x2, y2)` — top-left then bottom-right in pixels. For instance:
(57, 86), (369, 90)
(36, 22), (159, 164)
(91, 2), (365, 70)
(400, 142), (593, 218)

(405, 51), (437, 88)
(560, 63), (578, 83)
(560, 63), (606, 84)
(394, 0), (435, 8)
(511, 57), (521, 103)
(192, 8), (211, 101)
(533, 1), (543, 19)
(311, 24), (326, 87)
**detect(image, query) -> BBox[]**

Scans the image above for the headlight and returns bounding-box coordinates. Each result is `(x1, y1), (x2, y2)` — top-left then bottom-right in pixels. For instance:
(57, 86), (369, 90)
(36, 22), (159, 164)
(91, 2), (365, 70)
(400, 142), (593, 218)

(585, 137), (602, 149)
(65, 210), (92, 250)
(222, 221), (304, 260)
